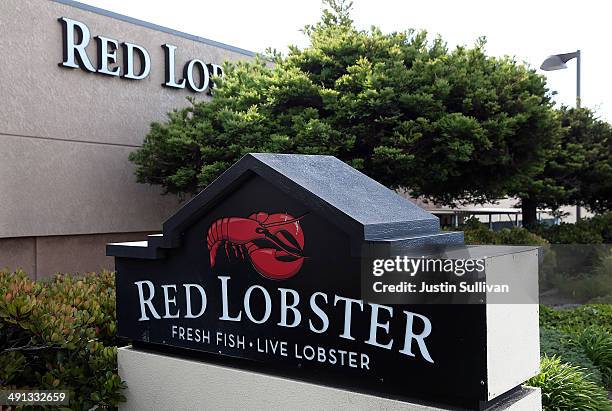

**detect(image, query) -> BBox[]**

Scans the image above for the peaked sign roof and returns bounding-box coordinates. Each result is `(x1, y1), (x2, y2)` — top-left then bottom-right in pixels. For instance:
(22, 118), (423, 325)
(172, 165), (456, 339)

(108, 153), (462, 259)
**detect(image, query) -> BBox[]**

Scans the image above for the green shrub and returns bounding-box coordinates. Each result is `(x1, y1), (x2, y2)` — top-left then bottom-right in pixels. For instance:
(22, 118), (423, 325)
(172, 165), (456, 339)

(540, 305), (612, 390)
(597, 254), (612, 274)
(448, 219), (556, 288)
(537, 212), (612, 244)
(540, 304), (612, 335)
(497, 227), (550, 245)
(448, 217), (548, 246)
(575, 326), (612, 388)
(0, 270), (126, 409)
(545, 251), (612, 302)
(588, 213), (612, 243)
(451, 212), (612, 246)
(527, 356), (611, 411)
(450, 218), (500, 244)
(539, 327), (603, 386)
(553, 273), (612, 303)
(539, 222), (605, 244)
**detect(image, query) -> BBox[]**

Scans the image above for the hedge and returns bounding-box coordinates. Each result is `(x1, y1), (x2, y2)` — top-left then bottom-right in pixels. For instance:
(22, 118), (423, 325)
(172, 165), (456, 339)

(536, 212), (612, 245)
(448, 212), (612, 246)
(0, 270), (126, 409)
(450, 215), (612, 302)
(540, 304), (612, 335)
(527, 356), (611, 411)
(446, 217), (549, 246)
(540, 304), (612, 392)
(540, 327), (604, 386)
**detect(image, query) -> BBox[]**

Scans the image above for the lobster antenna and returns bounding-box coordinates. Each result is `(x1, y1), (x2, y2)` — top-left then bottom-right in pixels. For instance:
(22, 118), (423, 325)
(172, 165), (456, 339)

(261, 213), (309, 228)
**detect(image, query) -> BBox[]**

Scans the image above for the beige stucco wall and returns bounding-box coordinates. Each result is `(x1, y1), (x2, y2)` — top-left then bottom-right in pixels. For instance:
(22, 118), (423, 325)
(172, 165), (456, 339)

(0, 238), (37, 277)
(0, 232), (153, 280)
(0, 0), (253, 238)
(0, 0), (254, 276)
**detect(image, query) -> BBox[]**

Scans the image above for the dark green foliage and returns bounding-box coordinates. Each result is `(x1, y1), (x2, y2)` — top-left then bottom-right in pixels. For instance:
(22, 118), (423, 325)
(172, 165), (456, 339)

(530, 214), (612, 301)
(537, 219), (607, 245)
(447, 218), (499, 245)
(496, 227), (550, 246)
(453, 215), (612, 301)
(540, 304), (612, 335)
(538, 306), (612, 407)
(0, 270), (126, 409)
(540, 327), (603, 385)
(589, 213), (612, 243)
(130, 1), (558, 209)
(575, 326), (612, 387)
(536, 212), (612, 245)
(452, 211), (609, 249)
(541, 222), (604, 244)
(527, 356), (611, 411)
(558, 108), (612, 214)
(551, 255), (612, 303)
(516, 107), (612, 226)
(446, 217), (548, 245)
(128, 1), (611, 228)
(429, 194), (611, 273)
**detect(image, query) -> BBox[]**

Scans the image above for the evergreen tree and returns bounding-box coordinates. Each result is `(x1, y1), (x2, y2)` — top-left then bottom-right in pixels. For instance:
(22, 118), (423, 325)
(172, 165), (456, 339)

(130, 1), (560, 221)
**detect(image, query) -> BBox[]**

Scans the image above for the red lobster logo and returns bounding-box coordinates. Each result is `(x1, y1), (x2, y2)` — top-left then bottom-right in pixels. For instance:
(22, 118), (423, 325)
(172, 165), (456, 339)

(206, 212), (307, 280)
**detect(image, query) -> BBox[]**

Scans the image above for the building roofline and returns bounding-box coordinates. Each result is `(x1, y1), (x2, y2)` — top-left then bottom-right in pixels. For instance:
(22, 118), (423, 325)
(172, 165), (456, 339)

(51, 0), (258, 57)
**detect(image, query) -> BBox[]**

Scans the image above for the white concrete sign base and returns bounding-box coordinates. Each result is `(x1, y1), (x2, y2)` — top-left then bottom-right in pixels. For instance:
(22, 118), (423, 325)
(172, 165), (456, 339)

(118, 347), (541, 411)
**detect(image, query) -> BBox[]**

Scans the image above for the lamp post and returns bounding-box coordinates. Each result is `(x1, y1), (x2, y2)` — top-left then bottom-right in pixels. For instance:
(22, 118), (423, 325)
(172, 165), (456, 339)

(540, 50), (582, 220)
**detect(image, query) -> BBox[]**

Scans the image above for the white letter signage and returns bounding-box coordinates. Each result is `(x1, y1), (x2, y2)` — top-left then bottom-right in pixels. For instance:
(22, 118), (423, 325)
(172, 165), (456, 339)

(58, 18), (221, 92)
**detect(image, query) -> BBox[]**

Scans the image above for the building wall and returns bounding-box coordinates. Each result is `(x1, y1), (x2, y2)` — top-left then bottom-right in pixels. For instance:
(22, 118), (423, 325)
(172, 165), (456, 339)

(0, 232), (153, 280)
(0, 0), (255, 277)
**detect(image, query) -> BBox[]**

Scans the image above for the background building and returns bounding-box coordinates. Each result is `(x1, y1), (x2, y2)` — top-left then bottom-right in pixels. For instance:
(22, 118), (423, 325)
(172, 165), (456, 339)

(404, 194), (590, 230)
(0, 0), (254, 278)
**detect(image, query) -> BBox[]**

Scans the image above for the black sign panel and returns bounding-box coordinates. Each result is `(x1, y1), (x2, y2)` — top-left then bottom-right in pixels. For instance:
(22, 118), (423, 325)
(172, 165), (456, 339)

(113, 171), (489, 409)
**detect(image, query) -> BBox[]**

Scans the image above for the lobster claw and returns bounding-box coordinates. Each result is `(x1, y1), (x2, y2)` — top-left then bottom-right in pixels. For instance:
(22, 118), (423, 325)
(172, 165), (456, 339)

(249, 248), (304, 280)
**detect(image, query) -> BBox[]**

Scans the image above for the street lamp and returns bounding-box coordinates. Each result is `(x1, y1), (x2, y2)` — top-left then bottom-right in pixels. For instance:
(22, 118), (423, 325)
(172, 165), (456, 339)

(540, 50), (581, 108)
(540, 50), (583, 220)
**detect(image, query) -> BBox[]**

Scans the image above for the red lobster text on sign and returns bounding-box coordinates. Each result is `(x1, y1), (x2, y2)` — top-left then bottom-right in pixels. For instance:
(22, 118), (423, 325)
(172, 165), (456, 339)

(206, 212), (306, 280)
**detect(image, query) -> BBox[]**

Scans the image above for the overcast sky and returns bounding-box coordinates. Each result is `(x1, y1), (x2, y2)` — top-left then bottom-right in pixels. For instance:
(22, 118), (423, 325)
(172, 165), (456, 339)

(80, 0), (611, 121)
